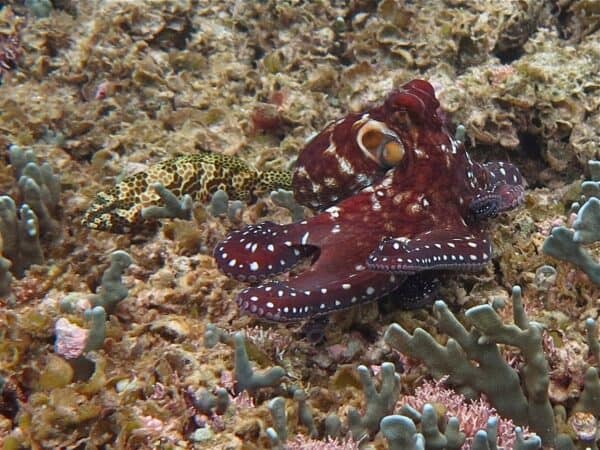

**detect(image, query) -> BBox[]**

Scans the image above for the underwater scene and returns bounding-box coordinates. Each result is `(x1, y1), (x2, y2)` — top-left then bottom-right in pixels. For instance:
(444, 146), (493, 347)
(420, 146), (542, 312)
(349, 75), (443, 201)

(0, 0), (599, 448)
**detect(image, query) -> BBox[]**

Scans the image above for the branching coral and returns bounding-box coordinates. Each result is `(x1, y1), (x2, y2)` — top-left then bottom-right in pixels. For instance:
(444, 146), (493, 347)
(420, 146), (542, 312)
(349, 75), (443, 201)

(233, 331), (286, 395)
(384, 286), (555, 445)
(0, 254), (12, 298)
(347, 362), (400, 441)
(54, 306), (106, 361)
(380, 408), (542, 450)
(54, 250), (132, 381)
(574, 318), (600, 420)
(189, 387), (230, 416)
(543, 160), (600, 285)
(0, 145), (61, 281)
(264, 360), (545, 449)
(9, 145), (61, 235)
(0, 196), (44, 277)
(140, 183), (193, 222)
(400, 378), (520, 448)
(207, 189), (244, 222)
(88, 250), (132, 313)
(59, 250), (132, 315)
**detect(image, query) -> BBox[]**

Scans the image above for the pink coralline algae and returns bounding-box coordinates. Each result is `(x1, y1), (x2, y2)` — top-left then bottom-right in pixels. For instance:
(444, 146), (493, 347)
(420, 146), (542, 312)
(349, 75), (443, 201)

(215, 79), (524, 321)
(286, 435), (359, 450)
(401, 379), (521, 449)
(54, 318), (88, 360)
(0, 12), (21, 77)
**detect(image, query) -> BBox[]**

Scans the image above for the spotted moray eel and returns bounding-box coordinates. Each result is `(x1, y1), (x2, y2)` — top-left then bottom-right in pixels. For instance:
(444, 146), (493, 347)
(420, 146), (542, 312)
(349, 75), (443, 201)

(82, 152), (291, 233)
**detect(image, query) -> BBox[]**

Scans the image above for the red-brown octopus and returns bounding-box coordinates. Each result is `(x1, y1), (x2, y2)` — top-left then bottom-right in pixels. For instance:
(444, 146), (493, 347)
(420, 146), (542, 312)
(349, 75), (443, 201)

(214, 80), (524, 322)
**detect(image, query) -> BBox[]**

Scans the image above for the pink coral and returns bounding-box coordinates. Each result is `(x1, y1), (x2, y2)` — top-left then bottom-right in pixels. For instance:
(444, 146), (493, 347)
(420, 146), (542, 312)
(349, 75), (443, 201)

(400, 379), (521, 449)
(286, 435), (359, 450)
(0, 9), (21, 76)
(242, 325), (294, 360)
(488, 64), (517, 86)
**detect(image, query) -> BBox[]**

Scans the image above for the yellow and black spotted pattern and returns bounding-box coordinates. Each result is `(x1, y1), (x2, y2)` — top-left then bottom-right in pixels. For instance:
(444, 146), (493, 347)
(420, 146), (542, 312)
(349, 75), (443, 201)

(82, 152), (292, 233)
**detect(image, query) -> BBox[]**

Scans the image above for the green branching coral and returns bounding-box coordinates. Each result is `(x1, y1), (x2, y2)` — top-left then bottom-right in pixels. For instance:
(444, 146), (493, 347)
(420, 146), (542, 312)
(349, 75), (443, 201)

(543, 160), (600, 285)
(0, 254), (12, 298)
(0, 196), (44, 277)
(140, 183), (193, 222)
(380, 409), (542, 450)
(190, 387), (230, 416)
(203, 323), (233, 348)
(207, 189), (244, 221)
(380, 415), (425, 450)
(233, 331), (285, 395)
(575, 318), (600, 418)
(89, 250), (133, 314)
(267, 396), (288, 444)
(347, 362), (400, 441)
(9, 144), (61, 235)
(0, 145), (61, 281)
(384, 286), (555, 445)
(83, 306), (107, 353)
(270, 189), (305, 221)
(59, 250), (132, 315)
(585, 318), (600, 365)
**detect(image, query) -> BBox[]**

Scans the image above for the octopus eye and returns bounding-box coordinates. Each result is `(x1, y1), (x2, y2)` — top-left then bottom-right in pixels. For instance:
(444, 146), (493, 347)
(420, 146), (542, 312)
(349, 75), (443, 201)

(360, 127), (384, 152)
(381, 140), (405, 167)
(356, 119), (405, 168)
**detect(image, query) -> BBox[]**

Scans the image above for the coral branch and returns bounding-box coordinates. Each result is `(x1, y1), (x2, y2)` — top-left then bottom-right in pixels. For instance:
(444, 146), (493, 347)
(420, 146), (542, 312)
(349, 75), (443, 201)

(384, 286), (555, 444)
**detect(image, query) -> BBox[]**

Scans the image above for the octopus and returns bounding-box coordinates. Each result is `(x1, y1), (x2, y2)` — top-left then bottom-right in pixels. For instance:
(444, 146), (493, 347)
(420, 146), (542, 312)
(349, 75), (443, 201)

(82, 152), (291, 233)
(213, 80), (524, 322)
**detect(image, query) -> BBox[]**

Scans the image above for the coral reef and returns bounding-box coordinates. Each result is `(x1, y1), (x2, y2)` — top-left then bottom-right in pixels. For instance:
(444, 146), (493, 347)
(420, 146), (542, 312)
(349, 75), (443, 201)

(0, 144), (61, 284)
(0, 7), (22, 79)
(380, 409), (541, 450)
(543, 160), (600, 284)
(0, 0), (599, 448)
(0, 253), (12, 298)
(233, 331), (285, 395)
(0, 196), (44, 278)
(385, 286), (555, 443)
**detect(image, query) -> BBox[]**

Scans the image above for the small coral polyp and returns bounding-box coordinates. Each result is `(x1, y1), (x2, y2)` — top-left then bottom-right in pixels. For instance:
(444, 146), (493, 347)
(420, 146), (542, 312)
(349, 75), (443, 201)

(214, 79), (525, 321)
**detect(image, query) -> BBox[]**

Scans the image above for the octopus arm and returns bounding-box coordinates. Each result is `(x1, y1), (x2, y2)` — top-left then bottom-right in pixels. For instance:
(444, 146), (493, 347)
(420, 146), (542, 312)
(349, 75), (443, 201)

(469, 183), (525, 219)
(213, 221), (315, 282)
(235, 265), (404, 322)
(483, 161), (523, 187)
(391, 273), (441, 309)
(367, 226), (492, 273)
(470, 161), (525, 219)
(216, 215), (405, 321)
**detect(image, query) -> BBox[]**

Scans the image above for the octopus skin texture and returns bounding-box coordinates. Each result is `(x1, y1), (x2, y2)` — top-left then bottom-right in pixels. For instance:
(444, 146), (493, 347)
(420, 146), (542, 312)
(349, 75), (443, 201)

(214, 80), (524, 322)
